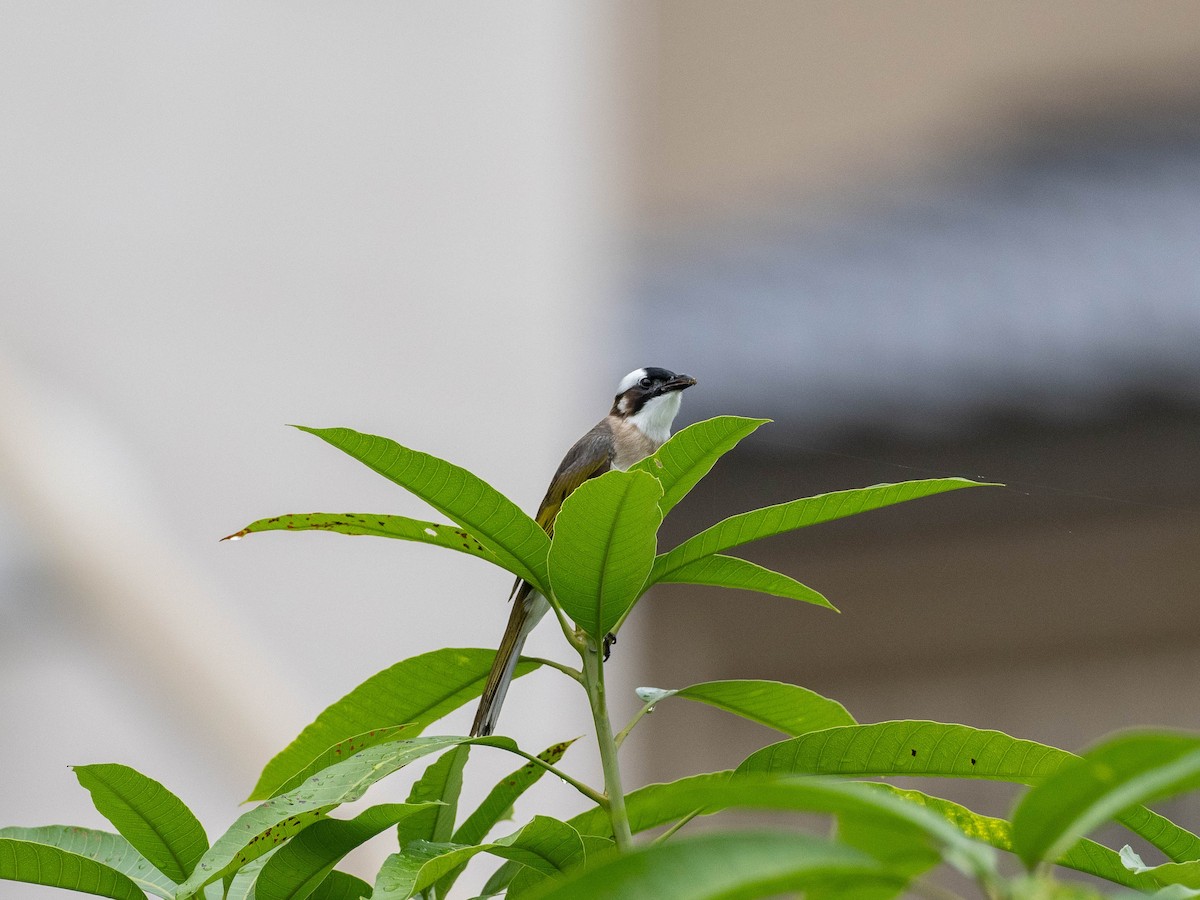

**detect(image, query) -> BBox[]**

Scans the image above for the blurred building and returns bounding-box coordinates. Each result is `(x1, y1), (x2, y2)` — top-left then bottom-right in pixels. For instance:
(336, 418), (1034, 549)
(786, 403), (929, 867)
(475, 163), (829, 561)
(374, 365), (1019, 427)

(623, 0), (1200, 851)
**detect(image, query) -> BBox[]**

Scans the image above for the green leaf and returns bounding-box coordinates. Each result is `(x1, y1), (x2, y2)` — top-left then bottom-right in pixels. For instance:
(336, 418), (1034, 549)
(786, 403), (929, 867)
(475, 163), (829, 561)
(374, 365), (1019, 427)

(0, 826), (176, 898)
(309, 871), (374, 900)
(72, 763), (208, 883)
(651, 477), (994, 584)
(0, 838), (145, 900)
(372, 816), (583, 900)
(251, 648), (541, 800)
(223, 512), (498, 566)
(649, 679), (856, 736)
(1120, 848), (1200, 890)
(398, 746), (470, 848)
(1012, 732), (1200, 869)
(867, 786), (1159, 891)
(578, 773), (994, 880)
(655, 553), (836, 609)
(630, 415), (769, 515)
(523, 830), (902, 900)
(181, 736), (514, 896)
(738, 721), (1200, 864)
(295, 425), (551, 591)
(256, 803), (432, 900)
(224, 850), (275, 900)
(436, 739), (576, 899)
(547, 469), (662, 637)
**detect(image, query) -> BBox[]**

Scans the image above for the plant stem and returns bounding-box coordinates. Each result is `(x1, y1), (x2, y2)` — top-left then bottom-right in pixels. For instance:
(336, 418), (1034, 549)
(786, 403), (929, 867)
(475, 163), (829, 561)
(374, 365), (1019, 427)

(581, 637), (633, 851)
(614, 697), (657, 749)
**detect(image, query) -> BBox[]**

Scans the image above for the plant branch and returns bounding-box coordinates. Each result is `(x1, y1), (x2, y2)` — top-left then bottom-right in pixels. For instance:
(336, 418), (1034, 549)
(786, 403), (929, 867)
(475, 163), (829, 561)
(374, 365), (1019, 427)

(581, 636), (633, 850)
(524, 656), (583, 684)
(500, 746), (605, 807)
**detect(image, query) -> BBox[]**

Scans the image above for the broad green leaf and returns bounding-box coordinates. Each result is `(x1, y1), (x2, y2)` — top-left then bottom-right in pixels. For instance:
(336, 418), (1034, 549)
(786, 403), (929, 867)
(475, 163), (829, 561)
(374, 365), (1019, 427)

(655, 553), (836, 609)
(640, 679), (855, 736)
(596, 774), (992, 878)
(868, 786), (1159, 891)
(310, 871), (373, 900)
(0, 838), (144, 900)
(0, 826), (175, 898)
(251, 648), (541, 800)
(295, 426), (550, 590)
(181, 736), (513, 896)
(630, 416), (769, 515)
(738, 721), (1200, 864)
(257, 803), (432, 900)
(547, 469), (662, 637)
(651, 477), (994, 583)
(524, 830), (902, 900)
(1012, 732), (1200, 869)
(372, 816), (583, 900)
(270, 726), (412, 800)
(72, 763), (207, 883)
(398, 746), (470, 848)
(568, 770), (734, 838)
(436, 739), (576, 899)
(223, 512), (498, 566)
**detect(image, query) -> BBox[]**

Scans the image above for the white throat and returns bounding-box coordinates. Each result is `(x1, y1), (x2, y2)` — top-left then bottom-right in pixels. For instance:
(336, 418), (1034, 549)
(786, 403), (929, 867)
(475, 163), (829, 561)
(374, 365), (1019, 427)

(627, 391), (682, 446)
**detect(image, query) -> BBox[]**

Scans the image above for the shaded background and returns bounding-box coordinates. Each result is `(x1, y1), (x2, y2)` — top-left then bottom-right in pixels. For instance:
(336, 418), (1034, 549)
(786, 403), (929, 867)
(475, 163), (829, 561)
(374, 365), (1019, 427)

(3, 2), (1199, 895)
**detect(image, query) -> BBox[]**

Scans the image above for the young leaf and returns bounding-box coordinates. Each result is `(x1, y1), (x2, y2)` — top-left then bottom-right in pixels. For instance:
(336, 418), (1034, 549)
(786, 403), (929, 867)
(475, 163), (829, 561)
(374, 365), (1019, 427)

(295, 426), (551, 591)
(0, 838), (145, 900)
(223, 512), (498, 566)
(372, 816), (584, 900)
(251, 648), (541, 800)
(1011, 732), (1200, 870)
(181, 735), (514, 896)
(650, 679), (856, 736)
(0, 826), (176, 899)
(523, 830), (902, 900)
(738, 720), (1200, 864)
(398, 746), (471, 848)
(256, 803), (435, 900)
(224, 850), (275, 900)
(630, 415), (769, 515)
(654, 554), (836, 609)
(72, 763), (208, 883)
(547, 469), (662, 638)
(863, 786), (1160, 891)
(650, 477), (994, 584)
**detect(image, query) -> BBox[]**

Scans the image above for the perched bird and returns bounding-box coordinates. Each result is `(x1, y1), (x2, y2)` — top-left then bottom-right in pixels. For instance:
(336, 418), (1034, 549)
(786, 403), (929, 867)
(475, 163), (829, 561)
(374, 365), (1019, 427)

(470, 367), (697, 737)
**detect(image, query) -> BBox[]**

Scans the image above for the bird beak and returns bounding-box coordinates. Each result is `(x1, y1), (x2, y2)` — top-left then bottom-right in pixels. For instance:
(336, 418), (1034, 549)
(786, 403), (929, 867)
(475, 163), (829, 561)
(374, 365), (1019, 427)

(660, 374), (697, 394)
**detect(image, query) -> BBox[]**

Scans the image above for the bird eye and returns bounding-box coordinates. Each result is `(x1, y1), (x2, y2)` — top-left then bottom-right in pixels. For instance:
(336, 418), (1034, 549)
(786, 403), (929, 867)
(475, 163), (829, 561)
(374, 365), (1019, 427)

(638, 377), (653, 389)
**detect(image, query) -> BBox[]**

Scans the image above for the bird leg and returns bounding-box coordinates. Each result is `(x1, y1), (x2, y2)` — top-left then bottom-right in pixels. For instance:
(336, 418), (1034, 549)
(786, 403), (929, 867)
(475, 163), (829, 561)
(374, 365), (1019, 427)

(603, 632), (617, 661)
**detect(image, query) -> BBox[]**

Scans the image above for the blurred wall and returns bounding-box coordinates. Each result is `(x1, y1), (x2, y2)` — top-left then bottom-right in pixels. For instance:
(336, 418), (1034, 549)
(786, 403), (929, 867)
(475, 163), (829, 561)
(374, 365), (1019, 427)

(0, 3), (631, 894)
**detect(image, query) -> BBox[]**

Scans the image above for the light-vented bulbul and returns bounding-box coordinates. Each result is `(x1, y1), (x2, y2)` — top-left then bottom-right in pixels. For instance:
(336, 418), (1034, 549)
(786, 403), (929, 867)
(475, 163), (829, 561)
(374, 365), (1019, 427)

(470, 366), (696, 736)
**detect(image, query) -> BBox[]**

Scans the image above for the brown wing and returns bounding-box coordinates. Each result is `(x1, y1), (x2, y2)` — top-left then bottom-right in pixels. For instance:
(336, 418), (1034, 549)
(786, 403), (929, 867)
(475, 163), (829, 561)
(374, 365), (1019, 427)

(533, 419), (615, 536)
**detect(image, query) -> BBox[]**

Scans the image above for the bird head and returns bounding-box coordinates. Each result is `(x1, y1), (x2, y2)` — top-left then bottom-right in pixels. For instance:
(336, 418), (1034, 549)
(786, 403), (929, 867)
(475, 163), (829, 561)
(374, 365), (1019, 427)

(611, 367), (697, 441)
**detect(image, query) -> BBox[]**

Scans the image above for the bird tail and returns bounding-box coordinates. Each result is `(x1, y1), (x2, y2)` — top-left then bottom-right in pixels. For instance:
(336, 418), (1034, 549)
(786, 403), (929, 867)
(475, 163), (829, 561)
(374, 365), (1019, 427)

(471, 587), (549, 737)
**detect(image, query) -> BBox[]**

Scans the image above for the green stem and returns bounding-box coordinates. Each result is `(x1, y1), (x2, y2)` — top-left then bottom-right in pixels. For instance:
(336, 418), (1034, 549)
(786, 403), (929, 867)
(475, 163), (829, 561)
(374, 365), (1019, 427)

(524, 656), (584, 684)
(652, 810), (700, 844)
(501, 746), (606, 807)
(581, 637), (633, 850)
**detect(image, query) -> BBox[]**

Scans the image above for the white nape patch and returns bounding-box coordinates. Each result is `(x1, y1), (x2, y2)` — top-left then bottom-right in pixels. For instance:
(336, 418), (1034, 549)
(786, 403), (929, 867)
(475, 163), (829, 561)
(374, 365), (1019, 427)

(616, 367), (648, 394)
(628, 391), (683, 445)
